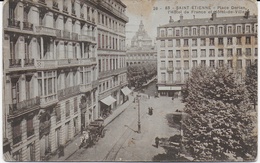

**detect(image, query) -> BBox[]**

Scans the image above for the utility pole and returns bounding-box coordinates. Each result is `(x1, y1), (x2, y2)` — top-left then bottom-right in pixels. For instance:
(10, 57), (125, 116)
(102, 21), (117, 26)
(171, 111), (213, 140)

(137, 93), (141, 133)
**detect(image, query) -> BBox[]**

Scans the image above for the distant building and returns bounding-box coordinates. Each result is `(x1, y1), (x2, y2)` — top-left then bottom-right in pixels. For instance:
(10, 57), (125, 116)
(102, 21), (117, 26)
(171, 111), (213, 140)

(126, 21), (157, 66)
(156, 12), (257, 96)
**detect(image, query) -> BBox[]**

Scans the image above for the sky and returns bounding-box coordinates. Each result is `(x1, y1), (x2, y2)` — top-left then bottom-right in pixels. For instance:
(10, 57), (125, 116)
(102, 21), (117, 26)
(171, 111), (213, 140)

(121, 0), (258, 47)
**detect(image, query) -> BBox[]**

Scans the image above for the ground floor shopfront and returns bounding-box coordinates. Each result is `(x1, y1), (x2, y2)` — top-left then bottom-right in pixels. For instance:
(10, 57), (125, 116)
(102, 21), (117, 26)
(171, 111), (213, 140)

(157, 85), (183, 97)
(99, 86), (132, 119)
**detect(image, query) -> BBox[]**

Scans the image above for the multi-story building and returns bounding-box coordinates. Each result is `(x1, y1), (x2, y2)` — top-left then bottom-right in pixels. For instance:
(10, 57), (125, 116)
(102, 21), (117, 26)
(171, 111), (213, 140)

(96, 0), (129, 118)
(156, 11), (257, 96)
(3, 0), (98, 161)
(126, 21), (157, 66)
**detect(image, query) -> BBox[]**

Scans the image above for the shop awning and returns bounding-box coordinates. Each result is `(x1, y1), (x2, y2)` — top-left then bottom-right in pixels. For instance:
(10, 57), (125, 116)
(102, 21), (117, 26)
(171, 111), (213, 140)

(158, 86), (182, 91)
(100, 95), (116, 106)
(4, 152), (15, 161)
(121, 87), (132, 96)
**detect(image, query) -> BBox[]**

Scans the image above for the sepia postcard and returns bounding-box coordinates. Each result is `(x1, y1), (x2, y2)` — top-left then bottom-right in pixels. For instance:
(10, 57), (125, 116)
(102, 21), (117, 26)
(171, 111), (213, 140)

(2, 0), (258, 162)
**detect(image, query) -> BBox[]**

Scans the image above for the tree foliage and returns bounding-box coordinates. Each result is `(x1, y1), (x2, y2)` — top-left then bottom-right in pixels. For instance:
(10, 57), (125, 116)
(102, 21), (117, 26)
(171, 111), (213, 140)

(127, 63), (157, 88)
(182, 66), (256, 161)
(245, 62), (257, 110)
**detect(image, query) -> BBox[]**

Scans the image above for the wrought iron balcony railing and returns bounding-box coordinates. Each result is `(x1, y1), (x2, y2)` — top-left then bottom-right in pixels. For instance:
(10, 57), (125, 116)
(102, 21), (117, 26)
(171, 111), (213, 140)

(9, 97), (40, 116)
(63, 6), (68, 13)
(24, 58), (35, 66)
(13, 135), (22, 145)
(53, 1), (59, 10)
(23, 22), (33, 31)
(57, 85), (80, 100)
(8, 18), (20, 29)
(9, 59), (21, 68)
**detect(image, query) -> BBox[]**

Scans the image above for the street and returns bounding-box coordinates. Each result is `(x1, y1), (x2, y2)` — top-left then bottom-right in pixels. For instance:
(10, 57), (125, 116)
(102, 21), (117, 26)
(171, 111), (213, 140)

(67, 95), (185, 161)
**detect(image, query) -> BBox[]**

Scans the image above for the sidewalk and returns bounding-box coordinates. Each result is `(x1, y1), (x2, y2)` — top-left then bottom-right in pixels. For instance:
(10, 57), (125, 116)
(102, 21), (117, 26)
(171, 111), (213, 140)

(48, 94), (134, 161)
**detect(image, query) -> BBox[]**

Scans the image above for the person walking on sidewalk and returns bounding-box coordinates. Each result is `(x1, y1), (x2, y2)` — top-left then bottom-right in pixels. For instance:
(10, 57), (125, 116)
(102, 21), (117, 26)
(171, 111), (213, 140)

(155, 137), (160, 148)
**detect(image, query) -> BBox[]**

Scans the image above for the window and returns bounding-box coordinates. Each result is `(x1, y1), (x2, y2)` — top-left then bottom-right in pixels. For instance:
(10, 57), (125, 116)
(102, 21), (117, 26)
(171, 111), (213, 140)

(237, 60), (242, 69)
(184, 60), (189, 70)
(218, 26), (223, 34)
(161, 73), (166, 82)
(160, 30), (165, 37)
(210, 60), (215, 68)
(168, 61), (173, 68)
(11, 78), (20, 104)
(56, 106), (61, 123)
(209, 49), (215, 57)
(175, 29), (180, 36)
(236, 37), (241, 45)
(176, 72), (181, 82)
(176, 60), (181, 69)
(218, 49), (224, 57)
(184, 73), (189, 81)
(168, 73), (173, 82)
(161, 61), (166, 68)
(184, 28), (189, 36)
(66, 101), (70, 117)
(227, 49), (233, 57)
(246, 48), (251, 56)
(192, 50), (197, 58)
(74, 98), (77, 113)
(209, 38), (214, 45)
(27, 117), (34, 137)
(246, 37), (251, 44)
(228, 60), (233, 68)
(176, 39), (180, 47)
(200, 38), (206, 46)
(160, 50), (165, 58)
(237, 48), (242, 56)
(227, 26), (232, 34)
(255, 36), (257, 44)
(161, 40), (165, 47)
(201, 60), (206, 67)
(184, 39), (189, 46)
(192, 60), (197, 67)
(201, 27), (206, 35)
(168, 40), (173, 47)
(168, 50), (173, 58)
(209, 27), (214, 35)
(227, 38), (232, 45)
(184, 50), (189, 58)
(255, 48), (258, 56)
(38, 71), (56, 97)
(236, 26), (242, 34)
(201, 49), (206, 57)
(176, 50), (181, 58)
(246, 59), (251, 67)
(27, 143), (35, 161)
(13, 150), (22, 161)
(192, 28), (197, 35)
(12, 122), (21, 145)
(218, 38), (223, 45)
(218, 60), (224, 67)
(192, 39), (197, 46)
(245, 25), (251, 33)
(168, 29), (173, 36)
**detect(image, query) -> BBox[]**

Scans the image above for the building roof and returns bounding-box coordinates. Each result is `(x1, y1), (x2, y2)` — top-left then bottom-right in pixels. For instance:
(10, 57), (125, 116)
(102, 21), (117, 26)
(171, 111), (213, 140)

(115, 0), (127, 8)
(160, 15), (257, 28)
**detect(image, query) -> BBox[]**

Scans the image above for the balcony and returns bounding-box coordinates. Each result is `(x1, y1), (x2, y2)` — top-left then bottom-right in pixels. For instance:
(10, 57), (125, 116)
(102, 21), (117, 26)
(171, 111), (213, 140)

(40, 94), (58, 108)
(79, 83), (92, 93)
(167, 67), (174, 71)
(79, 58), (92, 65)
(97, 0), (128, 22)
(35, 26), (56, 36)
(52, 1), (59, 10)
(38, 0), (46, 5)
(63, 30), (71, 39)
(63, 6), (68, 13)
(9, 97), (40, 117)
(36, 60), (57, 69)
(80, 13), (84, 19)
(24, 58), (35, 67)
(72, 32), (78, 40)
(92, 18), (95, 24)
(39, 120), (51, 138)
(218, 54), (224, 57)
(175, 67), (181, 70)
(23, 22), (33, 31)
(57, 59), (78, 67)
(99, 67), (127, 79)
(9, 59), (21, 68)
(87, 15), (91, 22)
(168, 55), (173, 58)
(8, 19), (20, 29)
(78, 35), (93, 42)
(57, 85), (80, 101)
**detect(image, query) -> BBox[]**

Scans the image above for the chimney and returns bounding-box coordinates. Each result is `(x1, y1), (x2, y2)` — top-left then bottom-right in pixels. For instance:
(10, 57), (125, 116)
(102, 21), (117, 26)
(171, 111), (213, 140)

(211, 11), (217, 20)
(244, 9), (250, 19)
(180, 14), (183, 21)
(193, 15), (195, 19)
(169, 16), (174, 23)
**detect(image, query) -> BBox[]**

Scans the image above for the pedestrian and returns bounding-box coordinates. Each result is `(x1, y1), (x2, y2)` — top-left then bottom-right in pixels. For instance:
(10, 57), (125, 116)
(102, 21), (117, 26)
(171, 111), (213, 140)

(172, 96), (174, 101)
(155, 137), (160, 148)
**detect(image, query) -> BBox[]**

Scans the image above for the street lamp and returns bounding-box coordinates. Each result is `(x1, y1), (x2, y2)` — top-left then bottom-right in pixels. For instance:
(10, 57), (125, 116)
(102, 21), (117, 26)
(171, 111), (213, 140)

(137, 93), (141, 133)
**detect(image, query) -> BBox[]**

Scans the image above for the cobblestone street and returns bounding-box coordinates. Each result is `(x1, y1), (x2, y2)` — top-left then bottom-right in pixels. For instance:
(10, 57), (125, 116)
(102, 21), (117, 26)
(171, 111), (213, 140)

(67, 96), (185, 161)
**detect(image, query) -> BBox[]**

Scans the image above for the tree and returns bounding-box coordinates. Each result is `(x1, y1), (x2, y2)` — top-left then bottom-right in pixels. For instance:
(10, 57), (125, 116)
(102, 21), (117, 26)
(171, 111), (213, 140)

(182, 66), (256, 161)
(245, 62), (257, 110)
